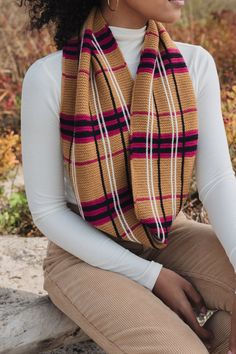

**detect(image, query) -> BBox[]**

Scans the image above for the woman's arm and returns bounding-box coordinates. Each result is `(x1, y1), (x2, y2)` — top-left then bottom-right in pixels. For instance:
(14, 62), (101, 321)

(194, 46), (236, 270)
(20, 59), (163, 291)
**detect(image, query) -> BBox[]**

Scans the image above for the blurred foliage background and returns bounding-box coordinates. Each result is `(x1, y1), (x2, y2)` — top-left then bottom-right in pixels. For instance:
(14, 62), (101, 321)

(0, 0), (235, 236)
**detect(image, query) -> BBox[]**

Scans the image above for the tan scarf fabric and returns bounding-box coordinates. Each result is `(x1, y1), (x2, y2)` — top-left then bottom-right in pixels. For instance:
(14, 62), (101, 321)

(60, 6), (198, 250)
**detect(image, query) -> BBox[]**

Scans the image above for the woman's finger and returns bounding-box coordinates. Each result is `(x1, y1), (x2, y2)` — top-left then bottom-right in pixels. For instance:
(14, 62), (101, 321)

(183, 280), (207, 315)
(179, 292), (214, 341)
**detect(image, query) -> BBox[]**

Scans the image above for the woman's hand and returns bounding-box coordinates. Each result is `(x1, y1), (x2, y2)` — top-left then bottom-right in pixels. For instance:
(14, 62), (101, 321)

(229, 294), (236, 354)
(152, 267), (214, 343)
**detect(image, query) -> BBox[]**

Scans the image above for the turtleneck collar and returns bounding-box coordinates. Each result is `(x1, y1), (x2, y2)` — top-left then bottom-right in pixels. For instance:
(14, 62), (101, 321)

(107, 24), (147, 68)
(108, 24), (147, 42)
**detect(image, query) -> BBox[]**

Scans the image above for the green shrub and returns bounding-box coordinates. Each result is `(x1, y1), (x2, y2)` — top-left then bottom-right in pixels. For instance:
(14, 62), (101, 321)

(0, 186), (43, 236)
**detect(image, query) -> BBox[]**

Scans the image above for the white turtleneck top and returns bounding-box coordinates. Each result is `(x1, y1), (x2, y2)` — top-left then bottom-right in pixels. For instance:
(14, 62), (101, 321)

(21, 24), (236, 291)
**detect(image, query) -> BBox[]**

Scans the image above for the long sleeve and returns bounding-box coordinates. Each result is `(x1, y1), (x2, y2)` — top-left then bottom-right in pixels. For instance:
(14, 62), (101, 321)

(194, 47), (236, 270)
(20, 59), (163, 291)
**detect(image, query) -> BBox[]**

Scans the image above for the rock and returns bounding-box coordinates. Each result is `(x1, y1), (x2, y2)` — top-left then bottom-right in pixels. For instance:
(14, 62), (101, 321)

(0, 235), (105, 354)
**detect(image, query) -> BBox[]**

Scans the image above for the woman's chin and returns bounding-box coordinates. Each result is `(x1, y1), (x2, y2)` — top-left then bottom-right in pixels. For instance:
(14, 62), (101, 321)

(151, 6), (182, 24)
(165, 13), (181, 23)
(163, 11), (182, 24)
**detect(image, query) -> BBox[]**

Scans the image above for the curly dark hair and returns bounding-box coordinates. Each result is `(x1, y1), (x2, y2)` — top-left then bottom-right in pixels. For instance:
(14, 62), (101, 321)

(18, 0), (101, 50)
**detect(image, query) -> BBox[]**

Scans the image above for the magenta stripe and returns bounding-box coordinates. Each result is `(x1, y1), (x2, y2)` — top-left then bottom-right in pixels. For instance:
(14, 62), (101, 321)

(60, 105), (131, 121)
(141, 58), (156, 64)
(63, 148), (124, 166)
(164, 57), (185, 64)
(83, 195), (131, 217)
(61, 125), (129, 143)
(80, 186), (128, 206)
(146, 31), (160, 38)
(98, 32), (117, 47)
(93, 42), (118, 55)
(62, 133), (104, 144)
(142, 48), (157, 55)
(63, 47), (91, 60)
(90, 213), (115, 226)
(160, 47), (180, 55)
(61, 115), (128, 132)
(63, 53), (78, 60)
(78, 69), (90, 76)
(94, 26), (108, 37)
(132, 107), (197, 118)
(62, 73), (77, 79)
(142, 57), (185, 65)
(136, 193), (189, 202)
(95, 63), (127, 77)
(138, 67), (188, 75)
(62, 68), (90, 77)
(142, 214), (174, 224)
(131, 151), (197, 158)
(148, 224), (172, 235)
(131, 129), (198, 139)
(89, 204), (133, 227)
(131, 141), (197, 149)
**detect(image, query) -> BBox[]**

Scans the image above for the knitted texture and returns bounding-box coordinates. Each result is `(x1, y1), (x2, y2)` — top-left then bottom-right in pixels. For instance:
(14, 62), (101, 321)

(60, 6), (198, 249)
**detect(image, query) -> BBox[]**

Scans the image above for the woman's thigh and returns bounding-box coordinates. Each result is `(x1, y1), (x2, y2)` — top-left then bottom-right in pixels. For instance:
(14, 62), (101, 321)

(43, 240), (209, 354)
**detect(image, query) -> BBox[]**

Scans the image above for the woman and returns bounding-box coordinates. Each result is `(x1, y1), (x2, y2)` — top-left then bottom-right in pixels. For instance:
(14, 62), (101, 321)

(20, 0), (236, 353)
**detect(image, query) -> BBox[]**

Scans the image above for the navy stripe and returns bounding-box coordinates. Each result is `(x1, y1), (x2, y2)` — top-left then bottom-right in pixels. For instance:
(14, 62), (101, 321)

(130, 146), (197, 153)
(131, 134), (198, 144)
(60, 125), (197, 141)
(60, 109), (128, 126)
(64, 42), (93, 55)
(142, 51), (183, 61)
(82, 189), (130, 212)
(148, 218), (173, 231)
(84, 196), (133, 223)
(60, 120), (128, 138)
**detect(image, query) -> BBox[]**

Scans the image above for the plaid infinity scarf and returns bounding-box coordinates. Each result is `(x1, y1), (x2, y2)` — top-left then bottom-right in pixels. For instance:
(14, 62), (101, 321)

(60, 6), (198, 250)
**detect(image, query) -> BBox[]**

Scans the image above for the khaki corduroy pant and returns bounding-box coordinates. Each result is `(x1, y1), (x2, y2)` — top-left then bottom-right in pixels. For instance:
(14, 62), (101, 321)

(43, 209), (236, 354)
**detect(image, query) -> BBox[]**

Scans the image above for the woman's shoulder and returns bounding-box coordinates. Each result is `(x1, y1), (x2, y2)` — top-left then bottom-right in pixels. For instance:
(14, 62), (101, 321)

(22, 51), (63, 117)
(23, 50), (63, 89)
(21, 51), (63, 121)
(173, 40), (216, 72)
(174, 41), (217, 95)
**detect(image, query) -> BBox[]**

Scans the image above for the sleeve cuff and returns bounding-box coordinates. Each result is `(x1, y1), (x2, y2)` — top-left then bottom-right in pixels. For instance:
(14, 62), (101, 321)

(136, 260), (163, 291)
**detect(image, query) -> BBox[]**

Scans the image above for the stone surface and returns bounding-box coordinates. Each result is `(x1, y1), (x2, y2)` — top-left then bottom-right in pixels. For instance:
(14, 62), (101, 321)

(0, 235), (105, 354)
